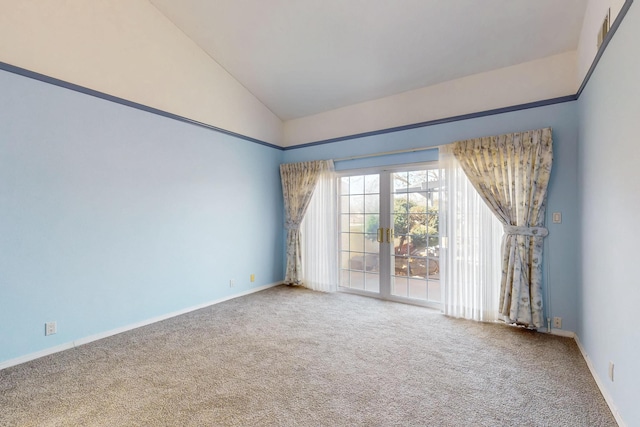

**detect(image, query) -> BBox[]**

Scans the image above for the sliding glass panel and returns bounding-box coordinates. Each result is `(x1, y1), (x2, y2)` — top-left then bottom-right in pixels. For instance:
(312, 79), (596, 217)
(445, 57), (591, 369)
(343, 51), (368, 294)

(391, 168), (440, 303)
(339, 174), (381, 292)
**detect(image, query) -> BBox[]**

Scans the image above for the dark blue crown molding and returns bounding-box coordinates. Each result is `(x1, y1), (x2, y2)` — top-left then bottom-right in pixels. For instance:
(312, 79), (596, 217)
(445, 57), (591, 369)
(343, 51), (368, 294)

(0, 61), (282, 150)
(1, 0), (632, 152)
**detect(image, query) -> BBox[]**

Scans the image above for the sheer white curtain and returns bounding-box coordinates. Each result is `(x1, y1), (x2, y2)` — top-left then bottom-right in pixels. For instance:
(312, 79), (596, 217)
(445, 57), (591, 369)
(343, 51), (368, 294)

(300, 160), (338, 292)
(440, 146), (503, 323)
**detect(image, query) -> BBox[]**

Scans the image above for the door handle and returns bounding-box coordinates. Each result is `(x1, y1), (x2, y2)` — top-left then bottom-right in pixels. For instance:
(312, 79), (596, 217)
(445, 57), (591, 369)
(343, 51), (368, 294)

(377, 228), (393, 243)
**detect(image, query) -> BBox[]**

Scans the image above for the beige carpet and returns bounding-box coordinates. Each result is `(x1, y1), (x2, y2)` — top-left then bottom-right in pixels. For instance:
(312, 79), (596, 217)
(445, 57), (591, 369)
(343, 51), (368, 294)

(1, 285), (616, 426)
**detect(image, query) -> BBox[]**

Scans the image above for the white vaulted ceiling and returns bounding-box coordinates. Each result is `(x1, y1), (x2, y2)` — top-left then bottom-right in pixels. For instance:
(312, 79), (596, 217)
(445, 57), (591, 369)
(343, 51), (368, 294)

(149, 0), (588, 121)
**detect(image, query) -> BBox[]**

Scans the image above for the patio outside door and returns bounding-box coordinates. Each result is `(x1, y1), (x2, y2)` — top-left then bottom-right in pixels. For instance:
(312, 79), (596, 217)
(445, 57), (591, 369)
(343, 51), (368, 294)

(338, 164), (441, 308)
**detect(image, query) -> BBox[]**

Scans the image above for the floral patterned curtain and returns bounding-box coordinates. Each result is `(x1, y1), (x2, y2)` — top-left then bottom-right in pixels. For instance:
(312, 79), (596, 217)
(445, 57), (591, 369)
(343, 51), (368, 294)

(280, 161), (326, 285)
(453, 128), (553, 328)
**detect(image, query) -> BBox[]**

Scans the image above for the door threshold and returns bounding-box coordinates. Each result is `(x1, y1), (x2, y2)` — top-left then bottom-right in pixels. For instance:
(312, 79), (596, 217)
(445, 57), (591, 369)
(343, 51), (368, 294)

(338, 287), (442, 312)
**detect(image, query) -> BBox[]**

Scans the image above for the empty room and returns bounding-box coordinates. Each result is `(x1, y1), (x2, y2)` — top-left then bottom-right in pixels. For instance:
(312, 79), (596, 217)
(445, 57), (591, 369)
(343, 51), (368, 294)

(1, 0), (639, 425)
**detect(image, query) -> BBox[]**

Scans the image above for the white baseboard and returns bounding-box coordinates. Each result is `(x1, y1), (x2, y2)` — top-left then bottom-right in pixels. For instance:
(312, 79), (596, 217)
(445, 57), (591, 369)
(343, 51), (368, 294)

(0, 282), (281, 371)
(540, 328), (624, 426)
(0, 342), (78, 371)
(548, 328), (576, 338)
(574, 334), (626, 427)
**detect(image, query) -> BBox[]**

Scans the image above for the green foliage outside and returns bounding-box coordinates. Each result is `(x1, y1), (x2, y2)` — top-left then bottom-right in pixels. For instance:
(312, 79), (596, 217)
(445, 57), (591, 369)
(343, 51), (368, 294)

(365, 197), (439, 251)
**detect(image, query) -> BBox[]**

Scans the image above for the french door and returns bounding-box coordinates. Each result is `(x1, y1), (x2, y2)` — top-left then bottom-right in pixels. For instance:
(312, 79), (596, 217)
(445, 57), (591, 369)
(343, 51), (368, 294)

(338, 164), (441, 308)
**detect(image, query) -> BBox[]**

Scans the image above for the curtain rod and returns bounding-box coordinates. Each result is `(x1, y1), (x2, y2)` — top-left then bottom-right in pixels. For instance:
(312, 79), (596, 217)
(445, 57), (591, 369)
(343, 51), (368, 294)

(333, 145), (445, 162)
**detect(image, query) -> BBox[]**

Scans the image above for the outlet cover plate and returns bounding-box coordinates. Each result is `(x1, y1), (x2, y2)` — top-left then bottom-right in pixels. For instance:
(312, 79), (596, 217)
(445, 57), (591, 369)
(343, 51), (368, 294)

(45, 321), (57, 336)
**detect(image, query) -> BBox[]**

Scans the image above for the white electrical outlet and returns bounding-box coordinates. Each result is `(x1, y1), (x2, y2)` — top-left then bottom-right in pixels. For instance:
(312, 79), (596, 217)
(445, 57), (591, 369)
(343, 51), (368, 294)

(45, 321), (57, 336)
(553, 317), (562, 329)
(552, 212), (562, 223)
(609, 362), (615, 381)
(229, 279), (235, 288)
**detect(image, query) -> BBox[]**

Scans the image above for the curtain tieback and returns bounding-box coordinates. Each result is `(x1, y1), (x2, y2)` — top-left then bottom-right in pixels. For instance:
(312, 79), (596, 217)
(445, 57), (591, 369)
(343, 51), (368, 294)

(285, 220), (300, 230)
(503, 225), (548, 237)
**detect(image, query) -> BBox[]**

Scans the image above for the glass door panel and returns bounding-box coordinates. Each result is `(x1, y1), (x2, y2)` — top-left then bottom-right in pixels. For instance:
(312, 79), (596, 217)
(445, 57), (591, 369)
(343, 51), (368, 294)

(339, 174), (381, 293)
(338, 165), (441, 308)
(390, 168), (441, 303)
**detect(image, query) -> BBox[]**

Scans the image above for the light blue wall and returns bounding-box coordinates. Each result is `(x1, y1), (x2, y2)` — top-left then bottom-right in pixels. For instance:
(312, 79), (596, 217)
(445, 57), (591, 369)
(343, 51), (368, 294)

(577, 2), (640, 425)
(284, 102), (581, 333)
(0, 69), (284, 364)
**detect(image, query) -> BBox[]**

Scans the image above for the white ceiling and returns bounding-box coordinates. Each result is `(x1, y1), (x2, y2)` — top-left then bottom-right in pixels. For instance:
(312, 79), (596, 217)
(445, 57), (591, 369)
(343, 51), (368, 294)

(149, 0), (588, 121)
